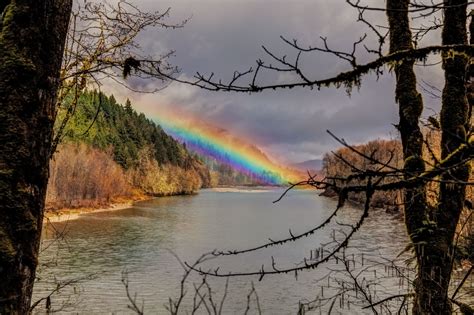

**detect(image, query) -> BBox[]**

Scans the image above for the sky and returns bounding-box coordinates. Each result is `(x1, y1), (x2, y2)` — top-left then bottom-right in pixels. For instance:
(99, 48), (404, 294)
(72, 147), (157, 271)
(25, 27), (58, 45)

(104, 0), (444, 164)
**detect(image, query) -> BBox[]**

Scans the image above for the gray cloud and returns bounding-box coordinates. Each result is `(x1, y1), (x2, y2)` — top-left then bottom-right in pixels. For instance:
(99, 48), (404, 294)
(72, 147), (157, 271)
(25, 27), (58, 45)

(105, 0), (445, 164)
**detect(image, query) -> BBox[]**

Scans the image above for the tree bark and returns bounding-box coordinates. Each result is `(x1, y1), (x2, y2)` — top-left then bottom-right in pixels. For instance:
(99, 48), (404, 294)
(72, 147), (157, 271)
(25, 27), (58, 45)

(386, 0), (427, 234)
(0, 1), (72, 313)
(385, 2), (432, 313)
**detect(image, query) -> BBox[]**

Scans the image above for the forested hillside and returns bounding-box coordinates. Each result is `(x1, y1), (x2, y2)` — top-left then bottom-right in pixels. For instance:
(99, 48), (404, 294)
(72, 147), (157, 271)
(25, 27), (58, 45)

(58, 91), (192, 168)
(46, 91), (212, 210)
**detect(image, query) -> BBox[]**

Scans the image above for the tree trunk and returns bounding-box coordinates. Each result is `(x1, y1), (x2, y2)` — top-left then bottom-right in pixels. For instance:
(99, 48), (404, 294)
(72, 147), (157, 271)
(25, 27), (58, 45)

(415, 1), (469, 314)
(0, 1), (72, 313)
(434, 0), (469, 313)
(386, 0), (427, 235)
(387, 1), (470, 314)
(385, 2), (434, 312)
(412, 2), (469, 313)
(386, 1), (460, 314)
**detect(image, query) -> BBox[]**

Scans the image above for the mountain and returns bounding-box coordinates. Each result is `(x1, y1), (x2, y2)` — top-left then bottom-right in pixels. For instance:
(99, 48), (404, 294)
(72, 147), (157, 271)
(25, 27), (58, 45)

(292, 159), (323, 172)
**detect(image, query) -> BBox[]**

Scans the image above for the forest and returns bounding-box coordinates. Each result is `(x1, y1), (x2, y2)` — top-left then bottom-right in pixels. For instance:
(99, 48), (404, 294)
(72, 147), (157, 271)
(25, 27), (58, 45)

(46, 91), (212, 210)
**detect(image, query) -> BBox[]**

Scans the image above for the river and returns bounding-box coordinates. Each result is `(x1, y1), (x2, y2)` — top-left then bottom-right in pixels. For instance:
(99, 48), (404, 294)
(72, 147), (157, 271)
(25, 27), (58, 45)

(33, 188), (418, 314)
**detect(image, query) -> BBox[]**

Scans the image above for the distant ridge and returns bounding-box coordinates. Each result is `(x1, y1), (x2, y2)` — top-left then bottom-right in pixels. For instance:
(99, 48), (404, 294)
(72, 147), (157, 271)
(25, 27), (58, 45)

(291, 159), (323, 172)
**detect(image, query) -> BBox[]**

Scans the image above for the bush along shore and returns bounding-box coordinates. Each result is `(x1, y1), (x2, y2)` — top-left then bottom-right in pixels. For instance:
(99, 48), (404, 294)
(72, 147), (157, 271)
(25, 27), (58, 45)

(321, 139), (404, 213)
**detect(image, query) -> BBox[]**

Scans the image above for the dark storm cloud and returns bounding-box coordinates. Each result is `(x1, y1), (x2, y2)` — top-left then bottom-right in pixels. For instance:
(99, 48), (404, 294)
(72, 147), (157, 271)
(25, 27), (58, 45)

(107, 0), (444, 163)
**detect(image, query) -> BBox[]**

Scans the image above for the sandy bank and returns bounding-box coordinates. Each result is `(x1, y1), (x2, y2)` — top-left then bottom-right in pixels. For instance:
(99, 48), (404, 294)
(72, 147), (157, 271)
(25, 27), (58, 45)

(209, 187), (273, 193)
(44, 202), (139, 223)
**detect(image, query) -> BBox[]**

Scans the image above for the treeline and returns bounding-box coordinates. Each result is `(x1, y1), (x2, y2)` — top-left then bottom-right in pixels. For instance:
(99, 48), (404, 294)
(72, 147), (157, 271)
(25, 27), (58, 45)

(322, 139), (403, 211)
(199, 155), (278, 186)
(46, 143), (131, 209)
(321, 134), (473, 263)
(127, 146), (211, 196)
(46, 91), (212, 210)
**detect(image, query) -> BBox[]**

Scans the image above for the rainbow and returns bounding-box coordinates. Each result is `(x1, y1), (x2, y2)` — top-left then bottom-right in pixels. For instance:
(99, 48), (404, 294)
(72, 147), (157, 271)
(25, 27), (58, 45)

(150, 109), (302, 185)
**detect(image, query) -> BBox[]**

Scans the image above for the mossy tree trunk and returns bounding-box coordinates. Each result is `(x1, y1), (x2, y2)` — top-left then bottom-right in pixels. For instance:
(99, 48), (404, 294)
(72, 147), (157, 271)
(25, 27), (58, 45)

(0, 1), (72, 313)
(386, 2), (430, 312)
(413, 1), (469, 314)
(435, 0), (470, 312)
(387, 1), (470, 314)
(386, 0), (427, 237)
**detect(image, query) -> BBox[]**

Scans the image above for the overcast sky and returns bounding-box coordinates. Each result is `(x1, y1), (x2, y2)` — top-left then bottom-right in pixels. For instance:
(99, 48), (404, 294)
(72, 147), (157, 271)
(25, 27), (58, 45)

(104, 0), (444, 164)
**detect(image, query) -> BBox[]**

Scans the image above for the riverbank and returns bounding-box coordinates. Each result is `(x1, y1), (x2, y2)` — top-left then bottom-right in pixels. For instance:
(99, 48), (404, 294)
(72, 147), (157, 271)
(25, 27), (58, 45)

(210, 186), (273, 193)
(44, 193), (153, 223)
(319, 187), (403, 215)
(43, 186), (273, 223)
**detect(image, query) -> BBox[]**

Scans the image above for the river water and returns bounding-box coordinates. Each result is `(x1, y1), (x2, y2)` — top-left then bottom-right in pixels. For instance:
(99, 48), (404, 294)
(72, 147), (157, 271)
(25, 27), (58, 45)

(33, 188), (417, 314)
